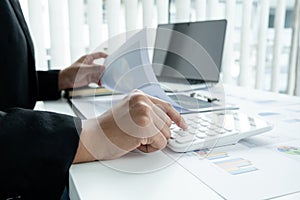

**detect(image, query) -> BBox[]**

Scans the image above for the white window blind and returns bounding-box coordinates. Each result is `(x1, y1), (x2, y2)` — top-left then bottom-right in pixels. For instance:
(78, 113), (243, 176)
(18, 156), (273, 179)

(18, 0), (299, 96)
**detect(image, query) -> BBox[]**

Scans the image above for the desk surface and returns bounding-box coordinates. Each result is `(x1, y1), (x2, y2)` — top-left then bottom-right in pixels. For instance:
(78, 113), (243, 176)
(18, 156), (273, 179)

(37, 85), (300, 200)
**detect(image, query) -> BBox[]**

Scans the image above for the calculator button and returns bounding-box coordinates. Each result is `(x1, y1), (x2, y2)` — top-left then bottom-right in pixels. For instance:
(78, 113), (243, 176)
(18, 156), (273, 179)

(191, 124), (199, 129)
(207, 125), (218, 130)
(186, 116), (195, 121)
(188, 129), (198, 135)
(215, 124), (224, 128)
(200, 121), (210, 127)
(200, 117), (209, 122)
(205, 130), (219, 136)
(198, 118), (204, 122)
(173, 130), (188, 137)
(223, 127), (233, 132)
(170, 132), (178, 139)
(215, 129), (227, 134)
(198, 126), (208, 132)
(176, 135), (195, 144)
(196, 132), (207, 139)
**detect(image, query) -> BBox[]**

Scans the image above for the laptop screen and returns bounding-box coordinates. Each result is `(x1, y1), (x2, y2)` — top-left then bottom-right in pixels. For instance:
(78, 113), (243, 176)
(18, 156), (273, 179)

(152, 20), (227, 83)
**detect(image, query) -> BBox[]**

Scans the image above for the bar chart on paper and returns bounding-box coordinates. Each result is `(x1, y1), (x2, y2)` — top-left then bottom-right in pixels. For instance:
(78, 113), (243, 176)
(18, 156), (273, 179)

(277, 146), (300, 155)
(177, 144), (300, 200)
(196, 151), (229, 160)
(191, 149), (258, 175)
(213, 158), (258, 175)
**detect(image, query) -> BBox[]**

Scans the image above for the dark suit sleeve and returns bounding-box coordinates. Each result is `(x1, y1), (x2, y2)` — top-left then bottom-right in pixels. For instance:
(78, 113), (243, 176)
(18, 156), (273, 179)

(0, 108), (81, 199)
(37, 70), (61, 101)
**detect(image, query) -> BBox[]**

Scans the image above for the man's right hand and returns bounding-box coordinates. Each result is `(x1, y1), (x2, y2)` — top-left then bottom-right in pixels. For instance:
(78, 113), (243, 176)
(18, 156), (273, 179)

(73, 90), (187, 163)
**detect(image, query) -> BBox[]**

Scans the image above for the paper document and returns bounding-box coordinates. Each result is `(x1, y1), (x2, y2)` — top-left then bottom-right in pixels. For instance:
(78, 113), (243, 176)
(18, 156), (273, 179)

(172, 143), (300, 200)
(100, 29), (188, 112)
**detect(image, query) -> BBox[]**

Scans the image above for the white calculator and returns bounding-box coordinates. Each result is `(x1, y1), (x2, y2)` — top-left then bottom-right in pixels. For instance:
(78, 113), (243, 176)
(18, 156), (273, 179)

(167, 110), (273, 152)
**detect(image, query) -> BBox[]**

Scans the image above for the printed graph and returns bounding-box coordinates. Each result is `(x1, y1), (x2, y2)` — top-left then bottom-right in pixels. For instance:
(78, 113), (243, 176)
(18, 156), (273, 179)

(193, 149), (229, 160)
(277, 146), (300, 155)
(214, 158), (258, 175)
(192, 149), (258, 175)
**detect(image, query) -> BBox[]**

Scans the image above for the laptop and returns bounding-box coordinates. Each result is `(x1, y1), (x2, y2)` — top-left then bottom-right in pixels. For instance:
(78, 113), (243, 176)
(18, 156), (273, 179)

(152, 20), (227, 92)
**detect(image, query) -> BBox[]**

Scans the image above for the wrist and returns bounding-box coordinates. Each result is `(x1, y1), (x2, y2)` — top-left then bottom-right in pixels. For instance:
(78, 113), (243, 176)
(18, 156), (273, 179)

(73, 120), (97, 163)
(78, 115), (141, 161)
(58, 70), (73, 90)
(73, 139), (96, 163)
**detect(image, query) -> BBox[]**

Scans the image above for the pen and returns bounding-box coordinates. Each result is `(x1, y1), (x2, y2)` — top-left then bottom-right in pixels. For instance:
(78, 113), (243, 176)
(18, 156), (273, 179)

(190, 92), (220, 103)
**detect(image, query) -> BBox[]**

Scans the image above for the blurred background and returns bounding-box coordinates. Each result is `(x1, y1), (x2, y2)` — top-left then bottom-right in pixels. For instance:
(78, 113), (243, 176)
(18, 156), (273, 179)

(19, 0), (300, 95)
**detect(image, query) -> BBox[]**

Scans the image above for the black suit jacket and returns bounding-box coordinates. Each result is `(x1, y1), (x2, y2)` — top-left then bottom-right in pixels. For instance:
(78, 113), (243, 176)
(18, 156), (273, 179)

(0, 0), (81, 199)
(0, 0), (61, 110)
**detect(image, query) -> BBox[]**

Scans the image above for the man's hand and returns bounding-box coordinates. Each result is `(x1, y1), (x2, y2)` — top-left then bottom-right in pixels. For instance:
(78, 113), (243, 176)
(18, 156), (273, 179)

(58, 52), (107, 90)
(73, 90), (187, 162)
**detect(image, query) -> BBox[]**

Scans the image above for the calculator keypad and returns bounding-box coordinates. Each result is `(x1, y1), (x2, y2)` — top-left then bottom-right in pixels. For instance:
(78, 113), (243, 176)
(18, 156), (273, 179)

(167, 111), (272, 152)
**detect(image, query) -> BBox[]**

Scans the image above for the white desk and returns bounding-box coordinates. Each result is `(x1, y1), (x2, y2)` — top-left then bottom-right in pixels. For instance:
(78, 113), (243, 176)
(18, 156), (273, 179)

(38, 85), (300, 200)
